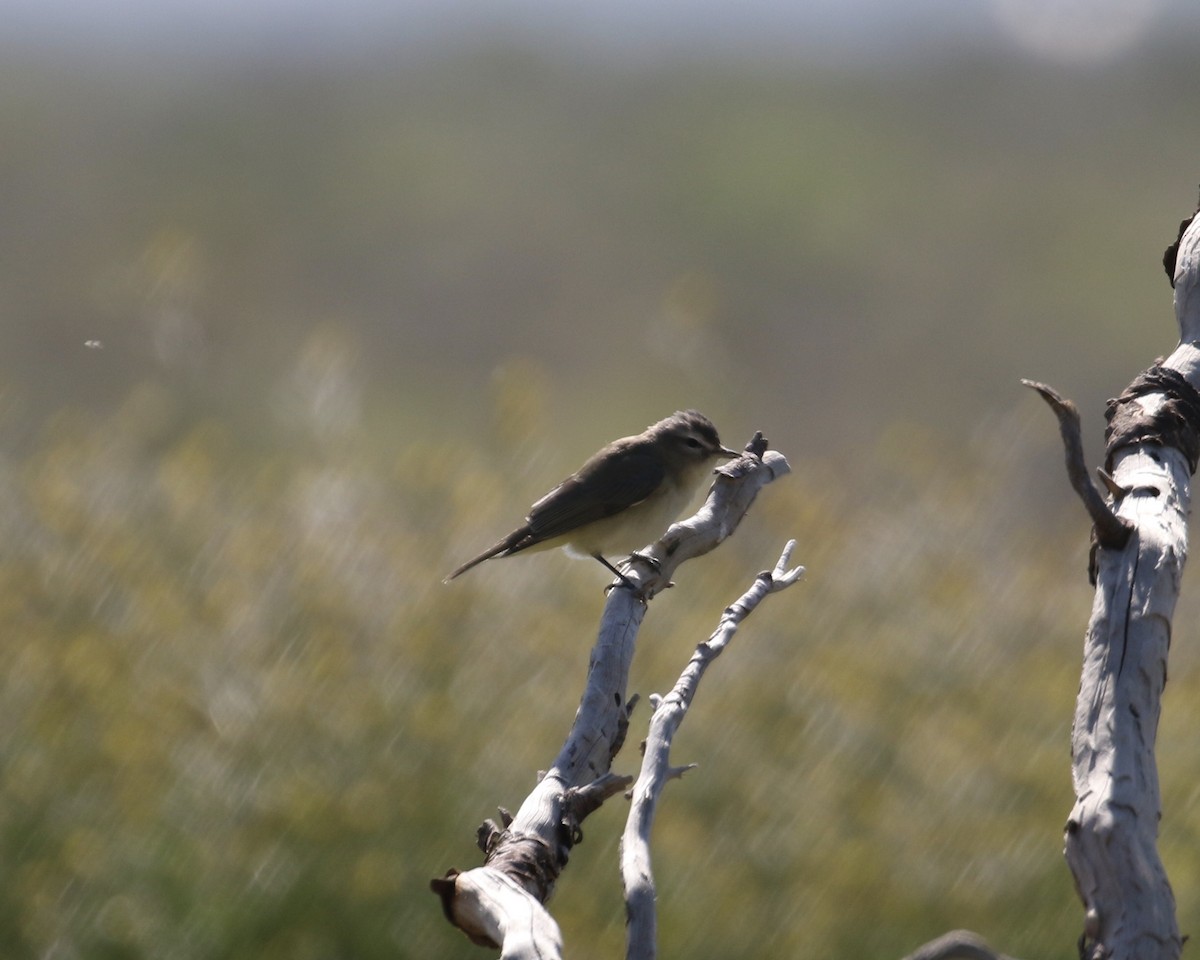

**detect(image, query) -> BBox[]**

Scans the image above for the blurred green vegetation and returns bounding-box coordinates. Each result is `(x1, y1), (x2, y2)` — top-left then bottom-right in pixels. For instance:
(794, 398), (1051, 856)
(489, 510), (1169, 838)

(2, 30), (1200, 960)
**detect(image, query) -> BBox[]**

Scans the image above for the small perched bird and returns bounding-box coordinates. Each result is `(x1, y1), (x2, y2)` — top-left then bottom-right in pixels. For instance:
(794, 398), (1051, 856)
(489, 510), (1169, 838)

(445, 409), (738, 583)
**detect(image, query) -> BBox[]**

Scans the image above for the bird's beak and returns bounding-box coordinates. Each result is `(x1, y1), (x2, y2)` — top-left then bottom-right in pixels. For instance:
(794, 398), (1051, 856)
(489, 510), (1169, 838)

(718, 445), (740, 458)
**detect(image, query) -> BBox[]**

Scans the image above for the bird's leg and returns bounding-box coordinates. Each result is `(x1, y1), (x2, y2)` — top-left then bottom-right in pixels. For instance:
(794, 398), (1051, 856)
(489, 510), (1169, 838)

(592, 553), (638, 591)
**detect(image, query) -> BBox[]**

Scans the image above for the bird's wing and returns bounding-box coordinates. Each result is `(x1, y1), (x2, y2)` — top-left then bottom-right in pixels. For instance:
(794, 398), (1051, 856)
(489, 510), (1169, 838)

(523, 445), (665, 543)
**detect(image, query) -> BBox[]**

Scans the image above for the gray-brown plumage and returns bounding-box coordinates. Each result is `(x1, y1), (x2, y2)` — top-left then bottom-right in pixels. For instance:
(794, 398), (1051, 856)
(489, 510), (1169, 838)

(445, 410), (737, 582)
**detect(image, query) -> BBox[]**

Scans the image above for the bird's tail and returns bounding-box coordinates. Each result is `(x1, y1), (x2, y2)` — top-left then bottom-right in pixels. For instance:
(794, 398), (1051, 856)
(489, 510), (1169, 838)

(443, 528), (531, 583)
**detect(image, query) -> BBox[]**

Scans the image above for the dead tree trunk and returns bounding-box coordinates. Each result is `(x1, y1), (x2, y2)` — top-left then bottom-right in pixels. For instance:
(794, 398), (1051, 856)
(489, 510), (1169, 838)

(1022, 200), (1200, 960)
(431, 435), (790, 958)
(902, 199), (1200, 960)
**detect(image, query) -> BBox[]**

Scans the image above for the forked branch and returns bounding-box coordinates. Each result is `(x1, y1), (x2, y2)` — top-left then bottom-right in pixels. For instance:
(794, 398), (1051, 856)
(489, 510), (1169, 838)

(432, 434), (791, 959)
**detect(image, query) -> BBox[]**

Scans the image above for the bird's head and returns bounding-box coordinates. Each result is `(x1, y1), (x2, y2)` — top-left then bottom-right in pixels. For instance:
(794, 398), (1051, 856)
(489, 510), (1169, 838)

(652, 410), (739, 468)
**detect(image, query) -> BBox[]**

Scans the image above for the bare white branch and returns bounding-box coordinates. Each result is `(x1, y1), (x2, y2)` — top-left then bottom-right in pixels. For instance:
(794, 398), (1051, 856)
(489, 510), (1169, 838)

(899, 929), (1022, 960)
(1062, 440), (1188, 960)
(621, 541), (804, 960)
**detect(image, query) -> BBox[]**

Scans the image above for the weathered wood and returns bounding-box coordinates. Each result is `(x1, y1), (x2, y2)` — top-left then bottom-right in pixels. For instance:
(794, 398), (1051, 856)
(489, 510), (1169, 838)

(621, 541), (803, 960)
(1025, 205), (1200, 960)
(1019, 379), (1133, 575)
(899, 929), (1021, 960)
(430, 868), (562, 955)
(433, 436), (790, 957)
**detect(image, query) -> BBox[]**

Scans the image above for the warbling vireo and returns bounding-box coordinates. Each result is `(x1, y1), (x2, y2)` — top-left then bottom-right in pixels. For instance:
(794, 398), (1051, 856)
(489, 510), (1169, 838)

(445, 409), (738, 583)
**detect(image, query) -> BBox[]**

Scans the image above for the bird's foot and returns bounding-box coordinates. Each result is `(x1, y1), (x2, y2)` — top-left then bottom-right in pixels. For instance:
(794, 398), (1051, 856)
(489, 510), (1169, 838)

(604, 577), (640, 596)
(626, 550), (661, 572)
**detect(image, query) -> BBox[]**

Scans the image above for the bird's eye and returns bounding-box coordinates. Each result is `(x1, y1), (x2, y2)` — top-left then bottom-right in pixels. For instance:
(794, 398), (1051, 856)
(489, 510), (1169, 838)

(685, 437), (701, 448)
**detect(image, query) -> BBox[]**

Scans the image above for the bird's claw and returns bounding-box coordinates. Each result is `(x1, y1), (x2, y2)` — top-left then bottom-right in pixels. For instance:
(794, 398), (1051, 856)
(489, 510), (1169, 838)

(626, 550), (661, 572)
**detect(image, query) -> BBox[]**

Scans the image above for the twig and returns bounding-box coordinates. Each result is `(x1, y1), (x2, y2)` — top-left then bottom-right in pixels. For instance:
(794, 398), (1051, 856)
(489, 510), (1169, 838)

(1020, 379), (1133, 550)
(621, 541), (804, 960)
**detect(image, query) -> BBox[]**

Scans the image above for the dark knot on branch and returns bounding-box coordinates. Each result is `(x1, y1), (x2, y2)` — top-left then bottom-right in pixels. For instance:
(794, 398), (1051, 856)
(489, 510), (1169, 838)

(1162, 187), (1200, 288)
(1105, 363), (1200, 474)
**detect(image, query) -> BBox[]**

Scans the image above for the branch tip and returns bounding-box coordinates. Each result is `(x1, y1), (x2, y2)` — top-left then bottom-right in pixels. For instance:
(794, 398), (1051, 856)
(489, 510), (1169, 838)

(1021, 378), (1080, 422)
(760, 540), (805, 590)
(1023, 378), (1133, 551)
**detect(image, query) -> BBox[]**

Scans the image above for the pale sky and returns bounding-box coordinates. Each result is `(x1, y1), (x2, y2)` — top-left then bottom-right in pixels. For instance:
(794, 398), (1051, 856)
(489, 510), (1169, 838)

(4, 0), (1196, 65)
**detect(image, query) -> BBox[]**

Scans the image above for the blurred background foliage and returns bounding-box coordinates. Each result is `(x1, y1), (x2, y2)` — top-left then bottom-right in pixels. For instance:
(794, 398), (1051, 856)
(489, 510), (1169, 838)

(3, 1), (1200, 957)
